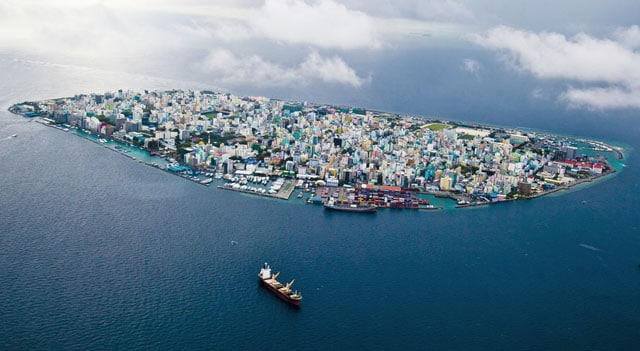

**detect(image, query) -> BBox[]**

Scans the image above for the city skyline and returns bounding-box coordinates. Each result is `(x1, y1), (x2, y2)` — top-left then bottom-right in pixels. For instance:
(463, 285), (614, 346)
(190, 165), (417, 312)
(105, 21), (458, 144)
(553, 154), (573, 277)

(13, 88), (620, 209)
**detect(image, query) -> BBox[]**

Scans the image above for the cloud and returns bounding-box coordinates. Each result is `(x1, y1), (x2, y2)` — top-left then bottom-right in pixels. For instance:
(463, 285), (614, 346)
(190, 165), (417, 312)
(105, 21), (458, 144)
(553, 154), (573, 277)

(300, 52), (370, 87)
(248, 0), (381, 49)
(180, 0), (381, 49)
(0, 2), (190, 64)
(201, 49), (296, 86)
(201, 49), (368, 88)
(337, 0), (473, 22)
(562, 87), (640, 109)
(462, 58), (480, 74)
(0, 0), (378, 94)
(414, 0), (474, 21)
(472, 25), (640, 109)
(614, 25), (640, 49)
(174, 0), (476, 49)
(0, 0), (472, 71)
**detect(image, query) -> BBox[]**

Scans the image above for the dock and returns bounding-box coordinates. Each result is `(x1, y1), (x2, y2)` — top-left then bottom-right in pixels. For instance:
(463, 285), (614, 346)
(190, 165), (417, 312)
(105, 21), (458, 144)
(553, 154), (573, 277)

(217, 179), (296, 200)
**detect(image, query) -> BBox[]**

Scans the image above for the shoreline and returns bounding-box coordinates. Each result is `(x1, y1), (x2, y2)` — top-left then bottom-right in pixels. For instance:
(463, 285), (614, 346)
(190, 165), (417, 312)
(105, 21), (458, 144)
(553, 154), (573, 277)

(12, 106), (623, 211)
(451, 164), (617, 208)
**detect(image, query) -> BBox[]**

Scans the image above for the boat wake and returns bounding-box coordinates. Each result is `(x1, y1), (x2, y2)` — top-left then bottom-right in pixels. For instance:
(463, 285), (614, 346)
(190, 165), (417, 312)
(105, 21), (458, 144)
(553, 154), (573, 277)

(579, 243), (601, 252)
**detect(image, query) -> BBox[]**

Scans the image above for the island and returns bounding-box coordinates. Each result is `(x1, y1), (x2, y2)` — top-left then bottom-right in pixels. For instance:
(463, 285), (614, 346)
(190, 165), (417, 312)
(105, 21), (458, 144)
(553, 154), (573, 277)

(9, 89), (623, 210)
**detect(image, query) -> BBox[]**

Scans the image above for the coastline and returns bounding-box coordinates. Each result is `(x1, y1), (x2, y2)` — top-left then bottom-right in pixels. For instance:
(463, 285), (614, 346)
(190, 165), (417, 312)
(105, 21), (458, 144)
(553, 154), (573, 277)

(450, 161), (618, 208)
(10, 99), (624, 211)
(32, 117), (213, 187)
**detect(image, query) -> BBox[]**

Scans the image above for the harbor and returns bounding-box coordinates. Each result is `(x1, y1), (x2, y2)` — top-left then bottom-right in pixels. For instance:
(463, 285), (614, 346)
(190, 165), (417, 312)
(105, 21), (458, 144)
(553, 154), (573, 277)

(308, 184), (442, 210)
(217, 176), (296, 200)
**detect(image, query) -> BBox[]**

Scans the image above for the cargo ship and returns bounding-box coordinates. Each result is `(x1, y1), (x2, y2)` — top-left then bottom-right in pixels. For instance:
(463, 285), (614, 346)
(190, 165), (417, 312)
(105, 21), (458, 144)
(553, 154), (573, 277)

(323, 198), (377, 213)
(258, 262), (302, 307)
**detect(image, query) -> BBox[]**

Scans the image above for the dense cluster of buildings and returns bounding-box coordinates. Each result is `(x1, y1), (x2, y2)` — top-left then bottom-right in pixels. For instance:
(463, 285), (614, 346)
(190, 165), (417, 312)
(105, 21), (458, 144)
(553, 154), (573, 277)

(16, 89), (613, 201)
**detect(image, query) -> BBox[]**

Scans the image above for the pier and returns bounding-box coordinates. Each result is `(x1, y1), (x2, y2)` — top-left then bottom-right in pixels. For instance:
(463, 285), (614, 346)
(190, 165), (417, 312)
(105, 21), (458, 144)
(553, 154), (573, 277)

(217, 179), (296, 200)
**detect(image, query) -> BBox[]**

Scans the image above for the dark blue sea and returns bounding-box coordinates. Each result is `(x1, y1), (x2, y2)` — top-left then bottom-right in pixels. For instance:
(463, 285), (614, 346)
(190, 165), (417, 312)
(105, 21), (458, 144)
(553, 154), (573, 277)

(1, 53), (639, 350)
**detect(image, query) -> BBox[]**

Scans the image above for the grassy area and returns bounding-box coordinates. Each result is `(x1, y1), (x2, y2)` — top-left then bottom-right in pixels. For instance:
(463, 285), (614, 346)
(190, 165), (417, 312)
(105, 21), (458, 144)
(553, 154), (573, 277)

(424, 123), (451, 131)
(459, 134), (475, 140)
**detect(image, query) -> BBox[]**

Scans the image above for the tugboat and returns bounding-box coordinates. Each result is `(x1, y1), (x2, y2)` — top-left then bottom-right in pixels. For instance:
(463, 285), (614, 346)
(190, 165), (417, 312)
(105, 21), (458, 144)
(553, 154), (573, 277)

(258, 262), (302, 307)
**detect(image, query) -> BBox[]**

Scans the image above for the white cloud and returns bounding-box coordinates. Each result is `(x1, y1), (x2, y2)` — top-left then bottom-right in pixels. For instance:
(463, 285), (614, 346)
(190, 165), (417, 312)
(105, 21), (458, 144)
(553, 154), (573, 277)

(172, 0), (476, 49)
(472, 25), (640, 110)
(201, 49), (368, 88)
(562, 87), (640, 110)
(415, 0), (474, 21)
(0, 0), (474, 71)
(614, 25), (640, 49)
(462, 58), (480, 74)
(300, 52), (369, 87)
(178, 0), (382, 50)
(0, 2), (189, 64)
(0, 0), (377, 92)
(337, 0), (473, 22)
(247, 0), (381, 49)
(201, 49), (296, 86)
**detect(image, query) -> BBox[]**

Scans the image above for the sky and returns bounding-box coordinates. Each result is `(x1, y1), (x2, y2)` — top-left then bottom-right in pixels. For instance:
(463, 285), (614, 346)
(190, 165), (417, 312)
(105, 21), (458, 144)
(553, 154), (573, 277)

(1, 0), (640, 116)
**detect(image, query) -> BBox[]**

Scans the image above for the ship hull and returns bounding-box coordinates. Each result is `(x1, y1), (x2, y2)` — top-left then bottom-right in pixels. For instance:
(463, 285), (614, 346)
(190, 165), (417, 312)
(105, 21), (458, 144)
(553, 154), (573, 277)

(323, 204), (377, 213)
(259, 279), (301, 307)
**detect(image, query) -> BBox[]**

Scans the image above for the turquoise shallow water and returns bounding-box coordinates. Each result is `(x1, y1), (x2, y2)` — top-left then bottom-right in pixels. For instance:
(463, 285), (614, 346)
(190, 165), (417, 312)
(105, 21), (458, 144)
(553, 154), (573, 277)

(1, 54), (639, 350)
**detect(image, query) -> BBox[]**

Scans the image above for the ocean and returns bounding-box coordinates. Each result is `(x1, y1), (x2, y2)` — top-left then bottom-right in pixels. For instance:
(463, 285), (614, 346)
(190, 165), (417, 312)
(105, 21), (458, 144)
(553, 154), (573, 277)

(1, 52), (639, 350)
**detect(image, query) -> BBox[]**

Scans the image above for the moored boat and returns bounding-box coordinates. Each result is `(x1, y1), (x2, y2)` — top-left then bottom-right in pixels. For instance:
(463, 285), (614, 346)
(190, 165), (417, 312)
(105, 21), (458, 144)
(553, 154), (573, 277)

(258, 262), (302, 307)
(323, 198), (377, 213)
